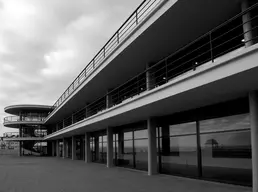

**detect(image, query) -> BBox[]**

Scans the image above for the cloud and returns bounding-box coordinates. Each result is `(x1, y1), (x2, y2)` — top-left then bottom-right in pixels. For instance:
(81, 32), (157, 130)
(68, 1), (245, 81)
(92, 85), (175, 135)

(0, 0), (142, 136)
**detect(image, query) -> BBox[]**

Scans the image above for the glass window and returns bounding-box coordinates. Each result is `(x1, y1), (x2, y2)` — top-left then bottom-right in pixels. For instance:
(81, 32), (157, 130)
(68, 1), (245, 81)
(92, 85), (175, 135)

(135, 139), (148, 171)
(134, 129), (147, 139)
(124, 131), (133, 140)
(121, 140), (134, 168)
(200, 114), (250, 133)
(200, 114), (252, 185)
(160, 122), (198, 177)
(170, 122), (196, 136)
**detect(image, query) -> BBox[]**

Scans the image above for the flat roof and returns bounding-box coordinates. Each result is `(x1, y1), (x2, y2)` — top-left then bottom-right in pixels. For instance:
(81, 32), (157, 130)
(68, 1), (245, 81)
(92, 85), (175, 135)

(4, 105), (53, 115)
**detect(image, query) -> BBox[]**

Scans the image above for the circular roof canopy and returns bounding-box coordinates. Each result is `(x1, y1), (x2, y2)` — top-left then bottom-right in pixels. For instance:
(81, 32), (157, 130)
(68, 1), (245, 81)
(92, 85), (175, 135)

(4, 104), (53, 115)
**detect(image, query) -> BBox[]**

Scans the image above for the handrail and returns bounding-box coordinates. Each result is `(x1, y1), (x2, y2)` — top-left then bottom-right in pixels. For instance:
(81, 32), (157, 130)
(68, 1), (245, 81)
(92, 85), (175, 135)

(3, 132), (19, 138)
(50, 2), (258, 134)
(4, 116), (46, 123)
(49, 0), (165, 114)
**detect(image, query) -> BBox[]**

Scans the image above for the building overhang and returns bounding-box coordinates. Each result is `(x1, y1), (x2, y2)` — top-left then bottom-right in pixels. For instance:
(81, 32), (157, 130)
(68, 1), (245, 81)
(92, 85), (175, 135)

(4, 105), (53, 116)
(44, 42), (258, 140)
(3, 121), (45, 128)
(45, 0), (242, 125)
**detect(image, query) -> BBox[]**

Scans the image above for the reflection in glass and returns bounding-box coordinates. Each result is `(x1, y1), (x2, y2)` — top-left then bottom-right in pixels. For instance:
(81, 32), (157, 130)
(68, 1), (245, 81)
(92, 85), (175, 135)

(135, 139), (148, 171)
(161, 135), (198, 177)
(159, 122), (198, 177)
(134, 130), (147, 139)
(200, 114), (252, 185)
(122, 140), (134, 168)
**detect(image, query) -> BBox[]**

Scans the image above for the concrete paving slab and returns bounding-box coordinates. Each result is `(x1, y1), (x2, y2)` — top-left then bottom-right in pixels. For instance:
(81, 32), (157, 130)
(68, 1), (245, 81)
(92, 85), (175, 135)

(0, 155), (252, 192)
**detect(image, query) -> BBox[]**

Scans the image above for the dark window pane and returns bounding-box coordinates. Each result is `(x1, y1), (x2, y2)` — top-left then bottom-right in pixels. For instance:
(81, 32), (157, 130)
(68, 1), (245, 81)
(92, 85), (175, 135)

(118, 140), (134, 168)
(124, 132), (133, 140)
(135, 139), (148, 171)
(134, 129), (147, 139)
(200, 114), (252, 185)
(200, 114), (250, 133)
(161, 122), (197, 177)
(170, 122), (196, 136)
(161, 135), (198, 177)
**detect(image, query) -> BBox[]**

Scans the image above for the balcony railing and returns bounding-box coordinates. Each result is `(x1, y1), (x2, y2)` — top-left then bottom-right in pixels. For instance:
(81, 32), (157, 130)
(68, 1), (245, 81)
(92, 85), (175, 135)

(52, 2), (258, 133)
(4, 116), (46, 123)
(3, 132), (19, 138)
(49, 0), (165, 114)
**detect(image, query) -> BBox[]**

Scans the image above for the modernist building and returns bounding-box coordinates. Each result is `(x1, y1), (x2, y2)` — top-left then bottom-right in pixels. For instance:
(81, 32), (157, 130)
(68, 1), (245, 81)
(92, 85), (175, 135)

(3, 0), (258, 189)
(3, 105), (53, 156)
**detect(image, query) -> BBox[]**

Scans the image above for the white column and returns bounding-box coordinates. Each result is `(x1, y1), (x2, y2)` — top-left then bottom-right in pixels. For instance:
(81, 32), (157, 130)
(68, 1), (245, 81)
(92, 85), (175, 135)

(249, 91), (258, 192)
(147, 118), (157, 175)
(72, 136), (77, 160)
(242, 0), (254, 47)
(85, 133), (92, 163)
(62, 138), (65, 158)
(107, 127), (113, 168)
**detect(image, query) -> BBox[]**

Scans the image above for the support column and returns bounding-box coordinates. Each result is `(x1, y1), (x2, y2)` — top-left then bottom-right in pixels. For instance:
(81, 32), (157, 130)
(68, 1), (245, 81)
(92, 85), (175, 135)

(85, 133), (92, 163)
(242, 0), (254, 47)
(72, 136), (77, 160)
(249, 91), (258, 192)
(107, 127), (113, 168)
(147, 118), (157, 175)
(62, 138), (65, 158)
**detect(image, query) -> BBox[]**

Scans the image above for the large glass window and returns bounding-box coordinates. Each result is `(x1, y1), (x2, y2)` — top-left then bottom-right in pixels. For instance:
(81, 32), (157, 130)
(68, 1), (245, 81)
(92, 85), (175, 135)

(90, 133), (107, 164)
(134, 129), (148, 171)
(158, 122), (198, 177)
(115, 124), (148, 171)
(200, 114), (252, 185)
(122, 131), (134, 168)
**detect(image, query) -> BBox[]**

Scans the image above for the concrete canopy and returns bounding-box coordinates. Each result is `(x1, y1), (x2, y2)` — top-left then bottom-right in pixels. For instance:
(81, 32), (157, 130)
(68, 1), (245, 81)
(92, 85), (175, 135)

(45, 0), (242, 125)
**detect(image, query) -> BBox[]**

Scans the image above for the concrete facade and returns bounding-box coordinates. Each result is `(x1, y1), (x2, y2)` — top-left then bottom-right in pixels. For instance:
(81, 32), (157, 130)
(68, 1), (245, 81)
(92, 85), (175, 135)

(3, 0), (258, 191)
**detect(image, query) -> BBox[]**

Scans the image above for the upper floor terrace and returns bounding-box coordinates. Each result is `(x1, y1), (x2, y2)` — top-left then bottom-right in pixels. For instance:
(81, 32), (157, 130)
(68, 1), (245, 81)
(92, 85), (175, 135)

(4, 105), (53, 128)
(45, 0), (246, 126)
(3, 115), (46, 128)
(45, 1), (258, 139)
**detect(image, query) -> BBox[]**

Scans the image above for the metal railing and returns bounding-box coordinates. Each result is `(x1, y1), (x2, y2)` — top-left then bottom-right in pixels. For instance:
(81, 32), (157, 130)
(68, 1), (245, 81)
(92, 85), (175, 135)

(4, 116), (46, 123)
(50, 0), (165, 113)
(3, 132), (19, 138)
(51, 2), (258, 134)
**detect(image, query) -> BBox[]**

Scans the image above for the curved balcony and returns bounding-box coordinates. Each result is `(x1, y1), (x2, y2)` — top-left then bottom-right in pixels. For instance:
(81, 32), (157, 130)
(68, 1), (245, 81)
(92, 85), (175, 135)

(3, 116), (45, 128)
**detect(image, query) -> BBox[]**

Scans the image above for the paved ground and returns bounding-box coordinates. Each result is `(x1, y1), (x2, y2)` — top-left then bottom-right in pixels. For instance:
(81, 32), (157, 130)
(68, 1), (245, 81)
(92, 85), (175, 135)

(0, 155), (252, 192)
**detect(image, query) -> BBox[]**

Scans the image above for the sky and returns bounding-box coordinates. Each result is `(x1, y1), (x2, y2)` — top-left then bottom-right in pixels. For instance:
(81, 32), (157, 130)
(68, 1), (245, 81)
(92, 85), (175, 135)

(0, 0), (142, 136)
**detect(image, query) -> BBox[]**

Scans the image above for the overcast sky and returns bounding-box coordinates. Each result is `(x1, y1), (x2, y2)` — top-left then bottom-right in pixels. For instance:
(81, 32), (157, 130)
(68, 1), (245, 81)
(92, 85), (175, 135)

(0, 0), (142, 136)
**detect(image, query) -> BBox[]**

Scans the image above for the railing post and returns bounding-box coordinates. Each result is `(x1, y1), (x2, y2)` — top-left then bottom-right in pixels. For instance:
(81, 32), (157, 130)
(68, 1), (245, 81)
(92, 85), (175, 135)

(242, 0), (254, 47)
(103, 47), (106, 58)
(165, 60), (168, 82)
(136, 11), (138, 25)
(137, 76), (140, 94)
(117, 32), (119, 44)
(209, 32), (214, 62)
(71, 114), (74, 124)
(93, 59), (95, 69)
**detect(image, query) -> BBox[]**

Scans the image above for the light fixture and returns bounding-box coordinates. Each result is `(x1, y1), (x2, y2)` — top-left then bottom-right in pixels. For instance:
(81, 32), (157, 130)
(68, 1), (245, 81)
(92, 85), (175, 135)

(241, 39), (245, 42)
